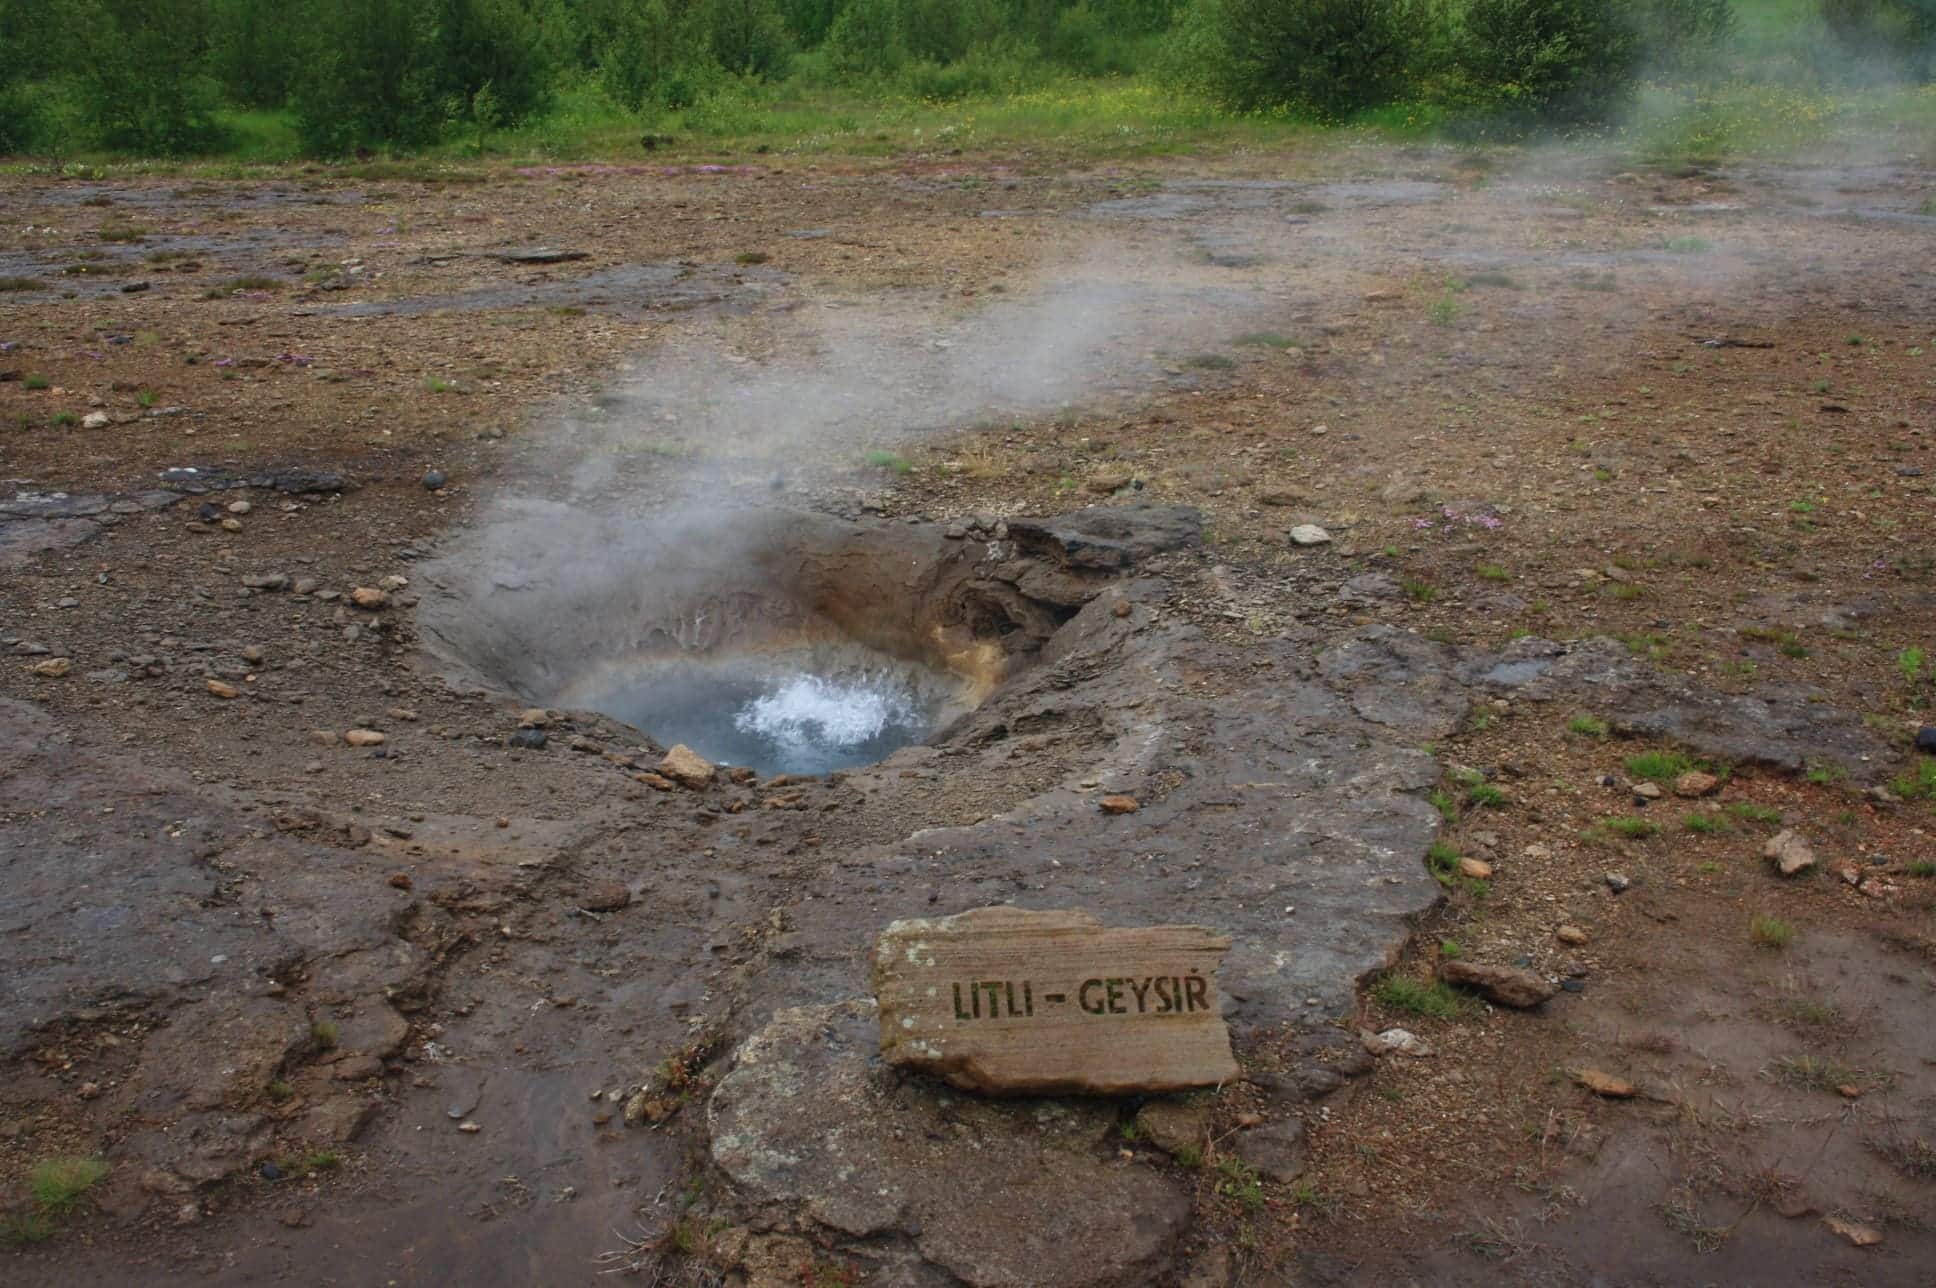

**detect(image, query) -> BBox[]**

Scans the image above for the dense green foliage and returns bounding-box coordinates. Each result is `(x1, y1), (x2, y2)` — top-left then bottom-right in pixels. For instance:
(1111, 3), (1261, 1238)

(0, 0), (1930, 158)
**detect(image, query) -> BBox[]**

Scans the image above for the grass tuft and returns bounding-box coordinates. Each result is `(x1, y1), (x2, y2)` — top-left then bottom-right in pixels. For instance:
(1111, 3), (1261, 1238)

(28, 1158), (108, 1212)
(1749, 914), (1794, 949)
(1625, 750), (1693, 782)
(863, 448), (912, 474)
(1374, 972), (1463, 1019)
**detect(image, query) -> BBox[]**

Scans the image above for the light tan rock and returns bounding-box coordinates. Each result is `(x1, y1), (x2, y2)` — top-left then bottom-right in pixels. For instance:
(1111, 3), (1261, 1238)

(1573, 1068), (1635, 1098)
(349, 587), (388, 610)
(344, 729), (386, 747)
(1674, 770), (1720, 798)
(1824, 1217), (1882, 1247)
(1098, 794), (1140, 814)
(658, 744), (715, 789)
(1458, 857), (1494, 879)
(1134, 1099), (1209, 1158)
(32, 657), (73, 678)
(205, 678), (239, 699)
(1556, 924), (1590, 946)
(873, 906), (1237, 1096)
(1764, 829), (1816, 876)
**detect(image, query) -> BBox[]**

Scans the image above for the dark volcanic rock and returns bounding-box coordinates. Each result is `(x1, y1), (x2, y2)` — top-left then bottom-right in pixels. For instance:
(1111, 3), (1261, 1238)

(1006, 504), (1202, 570)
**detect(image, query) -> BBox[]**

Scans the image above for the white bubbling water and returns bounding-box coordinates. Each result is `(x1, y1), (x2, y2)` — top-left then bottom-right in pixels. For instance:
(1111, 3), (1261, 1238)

(734, 671), (921, 756)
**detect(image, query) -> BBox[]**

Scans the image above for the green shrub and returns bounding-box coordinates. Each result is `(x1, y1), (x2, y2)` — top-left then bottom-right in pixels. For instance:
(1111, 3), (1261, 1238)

(1636, 0), (1738, 75)
(71, 0), (227, 153)
(1174, 0), (1438, 119)
(1820, 0), (1936, 79)
(825, 0), (910, 76)
(602, 0), (713, 111)
(1454, 0), (1646, 124)
(702, 0), (795, 78)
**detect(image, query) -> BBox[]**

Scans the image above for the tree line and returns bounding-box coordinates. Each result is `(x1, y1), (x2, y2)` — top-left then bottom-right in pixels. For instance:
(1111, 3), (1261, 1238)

(0, 0), (1930, 157)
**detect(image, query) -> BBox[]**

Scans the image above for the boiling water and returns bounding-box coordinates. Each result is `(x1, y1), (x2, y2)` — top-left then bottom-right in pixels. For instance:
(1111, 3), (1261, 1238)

(566, 649), (954, 777)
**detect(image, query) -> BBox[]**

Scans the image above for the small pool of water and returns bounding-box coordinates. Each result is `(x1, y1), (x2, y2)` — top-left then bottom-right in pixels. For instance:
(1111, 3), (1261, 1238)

(564, 647), (961, 777)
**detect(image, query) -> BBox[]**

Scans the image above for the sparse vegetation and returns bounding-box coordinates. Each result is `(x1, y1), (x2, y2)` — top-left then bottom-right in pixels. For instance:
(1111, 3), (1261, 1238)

(0, 275), (44, 291)
(310, 1019), (339, 1050)
(1893, 758), (1936, 802)
(1374, 972), (1463, 1019)
(1625, 750), (1693, 782)
(1683, 812), (1730, 835)
(1750, 913), (1794, 949)
(734, 250), (770, 265)
(1215, 1156), (1265, 1210)
(1401, 577), (1438, 603)
(863, 449), (912, 474)
(1767, 1054), (1881, 1094)
(1568, 714), (1610, 738)
(1727, 800), (1784, 825)
(27, 1157), (108, 1213)
(1599, 815), (1660, 840)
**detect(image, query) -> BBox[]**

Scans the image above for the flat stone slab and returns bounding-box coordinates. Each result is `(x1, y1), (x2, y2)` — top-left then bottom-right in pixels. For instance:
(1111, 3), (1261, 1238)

(710, 1000), (1191, 1287)
(873, 907), (1238, 1096)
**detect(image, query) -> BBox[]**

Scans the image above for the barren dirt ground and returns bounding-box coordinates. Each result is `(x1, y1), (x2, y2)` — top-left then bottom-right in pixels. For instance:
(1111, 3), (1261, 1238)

(2, 141), (1934, 1286)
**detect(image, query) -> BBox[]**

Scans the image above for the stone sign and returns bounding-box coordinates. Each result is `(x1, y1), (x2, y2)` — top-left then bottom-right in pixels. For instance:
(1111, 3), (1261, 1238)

(872, 906), (1238, 1096)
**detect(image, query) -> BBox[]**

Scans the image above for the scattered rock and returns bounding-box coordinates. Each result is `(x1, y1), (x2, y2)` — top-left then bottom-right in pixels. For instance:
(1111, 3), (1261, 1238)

(31, 657), (72, 678)
(1288, 524), (1333, 547)
(579, 881), (631, 913)
(227, 500), (251, 515)
(516, 707), (549, 728)
(1573, 1068), (1635, 1098)
(422, 469), (447, 491)
(1086, 468), (1133, 494)
(1764, 829), (1816, 877)
(387, 873), (412, 890)
(658, 744), (715, 789)
(1824, 1217), (1882, 1247)
(205, 679), (239, 699)
(1440, 960), (1557, 1009)
(349, 587), (388, 610)
(344, 729), (386, 748)
(1098, 794), (1140, 815)
(1362, 1027), (1433, 1057)
(1916, 726), (1936, 754)
(1233, 1117), (1307, 1184)
(632, 771), (674, 790)
(497, 247), (587, 264)
(1633, 781), (1663, 801)
(1556, 924), (1590, 946)
(1133, 1100), (1209, 1158)
(240, 573), (288, 591)
(1674, 770), (1720, 798)
(508, 728), (547, 750)
(1458, 857), (1493, 879)
(1605, 873), (1631, 894)
(82, 411), (110, 430)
